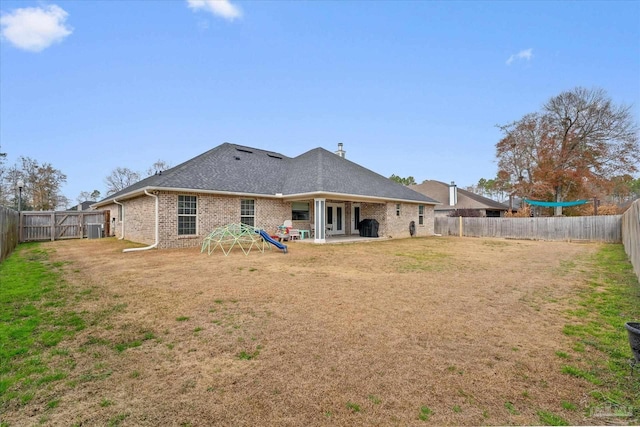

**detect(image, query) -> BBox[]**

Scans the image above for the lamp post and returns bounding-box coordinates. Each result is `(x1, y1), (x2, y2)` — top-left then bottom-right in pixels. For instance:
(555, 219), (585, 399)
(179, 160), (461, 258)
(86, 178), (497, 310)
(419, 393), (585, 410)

(17, 179), (24, 213)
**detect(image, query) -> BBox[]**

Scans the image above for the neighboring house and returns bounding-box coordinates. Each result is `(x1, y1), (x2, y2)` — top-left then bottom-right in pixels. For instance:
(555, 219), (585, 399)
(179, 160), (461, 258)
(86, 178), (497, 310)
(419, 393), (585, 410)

(410, 180), (510, 218)
(92, 143), (439, 249)
(69, 201), (96, 211)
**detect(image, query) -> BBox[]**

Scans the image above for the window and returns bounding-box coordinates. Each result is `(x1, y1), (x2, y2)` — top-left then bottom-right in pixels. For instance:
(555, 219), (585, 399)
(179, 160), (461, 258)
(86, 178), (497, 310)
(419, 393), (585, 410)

(418, 205), (424, 225)
(178, 195), (197, 235)
(396, 204), (401, 216)
(241, 199), (255, 226)
(292, 202), (309, 220)
(117, 205), (123, 221)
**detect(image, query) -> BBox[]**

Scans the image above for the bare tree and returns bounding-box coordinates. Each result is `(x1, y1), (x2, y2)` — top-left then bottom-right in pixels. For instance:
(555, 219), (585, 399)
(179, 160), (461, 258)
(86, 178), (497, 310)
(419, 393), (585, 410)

(77, 189), (102, 204)
(496, 87), (639, 215)
(104, 167), (140, 196)
(146, 159), (172, 177)
(4, 156), (67, 211)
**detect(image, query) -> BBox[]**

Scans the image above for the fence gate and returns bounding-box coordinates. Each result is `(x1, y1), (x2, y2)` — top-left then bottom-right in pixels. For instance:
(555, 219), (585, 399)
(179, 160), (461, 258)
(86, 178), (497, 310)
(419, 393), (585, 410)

(20, 211), (110, 242)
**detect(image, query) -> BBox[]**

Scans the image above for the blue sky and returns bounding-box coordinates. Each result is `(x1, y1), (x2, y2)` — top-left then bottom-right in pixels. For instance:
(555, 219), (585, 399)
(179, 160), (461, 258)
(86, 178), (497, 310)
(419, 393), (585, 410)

(1, 0), (639, 204)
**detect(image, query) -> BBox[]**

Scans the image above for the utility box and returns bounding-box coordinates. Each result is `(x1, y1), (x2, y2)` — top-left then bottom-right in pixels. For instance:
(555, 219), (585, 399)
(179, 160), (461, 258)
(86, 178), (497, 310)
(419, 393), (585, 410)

(87, 223), (102, 239)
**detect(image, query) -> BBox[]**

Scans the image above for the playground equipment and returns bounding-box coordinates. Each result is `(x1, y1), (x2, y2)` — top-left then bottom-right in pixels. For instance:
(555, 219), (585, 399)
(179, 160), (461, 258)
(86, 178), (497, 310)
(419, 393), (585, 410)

(201, 223), (287, 256)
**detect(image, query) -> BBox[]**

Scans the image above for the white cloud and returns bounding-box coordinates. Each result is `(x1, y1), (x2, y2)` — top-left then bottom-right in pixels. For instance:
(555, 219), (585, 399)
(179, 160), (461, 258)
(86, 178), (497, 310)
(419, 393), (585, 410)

(0, 4), (72, 52)
(506, 48), (533, 65)
(187, 0), (242, 21)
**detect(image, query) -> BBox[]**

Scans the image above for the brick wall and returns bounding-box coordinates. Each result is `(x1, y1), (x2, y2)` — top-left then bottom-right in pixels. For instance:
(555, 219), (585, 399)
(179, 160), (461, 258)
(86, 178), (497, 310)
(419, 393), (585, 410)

(113, 192), (436, 249)
(118, 195), (156, 245)
(384, 202), (434, 238)
(156, 192), (291, 249)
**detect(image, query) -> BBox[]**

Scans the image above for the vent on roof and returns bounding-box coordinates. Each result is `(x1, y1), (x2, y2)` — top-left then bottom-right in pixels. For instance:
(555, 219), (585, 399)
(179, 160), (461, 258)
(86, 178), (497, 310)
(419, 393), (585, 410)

(236, 148), (253, 154)
(267, 153), (282, 159)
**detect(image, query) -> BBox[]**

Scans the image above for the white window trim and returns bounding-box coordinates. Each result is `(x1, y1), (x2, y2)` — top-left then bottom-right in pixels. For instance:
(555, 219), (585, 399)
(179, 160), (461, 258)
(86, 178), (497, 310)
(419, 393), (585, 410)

(178, 195), (197, 235)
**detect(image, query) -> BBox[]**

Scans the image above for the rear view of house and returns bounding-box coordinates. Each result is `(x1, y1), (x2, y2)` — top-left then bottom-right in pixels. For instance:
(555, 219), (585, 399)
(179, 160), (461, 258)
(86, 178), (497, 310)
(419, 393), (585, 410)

(92, 143), (438, 249)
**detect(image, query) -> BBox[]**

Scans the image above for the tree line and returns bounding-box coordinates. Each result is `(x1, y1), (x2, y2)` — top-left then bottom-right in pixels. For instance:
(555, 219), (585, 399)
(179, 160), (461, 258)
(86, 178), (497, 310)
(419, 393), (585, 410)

(391, 87), (639, 215)
(0, 155), (171, 211)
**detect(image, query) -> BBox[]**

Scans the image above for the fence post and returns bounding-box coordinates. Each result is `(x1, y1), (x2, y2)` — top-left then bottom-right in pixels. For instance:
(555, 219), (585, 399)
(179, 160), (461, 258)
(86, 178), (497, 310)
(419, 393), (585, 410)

(459, 216), (463, 238)
(51, 212), (55, 241)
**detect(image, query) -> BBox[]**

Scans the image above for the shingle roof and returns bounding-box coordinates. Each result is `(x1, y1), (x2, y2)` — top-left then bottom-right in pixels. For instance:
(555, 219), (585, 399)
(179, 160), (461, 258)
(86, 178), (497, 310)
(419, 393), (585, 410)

(97, 143), (437, 205)
(410, 180), (509, 211)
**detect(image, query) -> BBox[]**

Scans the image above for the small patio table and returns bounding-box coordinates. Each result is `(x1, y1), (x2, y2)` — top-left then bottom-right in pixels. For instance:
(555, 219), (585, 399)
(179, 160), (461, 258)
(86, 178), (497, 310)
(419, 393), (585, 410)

(298, 230), (310, 240)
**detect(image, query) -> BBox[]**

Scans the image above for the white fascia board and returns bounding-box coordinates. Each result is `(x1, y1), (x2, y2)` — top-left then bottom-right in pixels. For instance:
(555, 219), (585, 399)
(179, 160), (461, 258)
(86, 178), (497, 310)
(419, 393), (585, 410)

(281, 191), (438, 205)
(92, 187), (440, 208)
(92, 186), (286, 208)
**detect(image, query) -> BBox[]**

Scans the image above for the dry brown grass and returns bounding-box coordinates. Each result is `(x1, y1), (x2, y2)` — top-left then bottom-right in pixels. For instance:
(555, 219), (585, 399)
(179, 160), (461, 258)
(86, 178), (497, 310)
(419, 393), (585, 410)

(5, 237), (605, 426)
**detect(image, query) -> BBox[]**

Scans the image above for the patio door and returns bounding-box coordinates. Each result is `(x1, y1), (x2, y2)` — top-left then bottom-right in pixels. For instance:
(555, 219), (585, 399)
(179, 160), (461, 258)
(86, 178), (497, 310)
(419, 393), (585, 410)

(326, 203), (345, 235)
(351, 203), (361, 234)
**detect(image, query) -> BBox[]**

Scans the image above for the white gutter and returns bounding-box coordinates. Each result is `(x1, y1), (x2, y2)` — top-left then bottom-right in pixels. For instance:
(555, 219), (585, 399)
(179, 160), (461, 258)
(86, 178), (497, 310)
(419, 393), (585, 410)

(123, 190), (159, 253)
(113, 198), (125, 240)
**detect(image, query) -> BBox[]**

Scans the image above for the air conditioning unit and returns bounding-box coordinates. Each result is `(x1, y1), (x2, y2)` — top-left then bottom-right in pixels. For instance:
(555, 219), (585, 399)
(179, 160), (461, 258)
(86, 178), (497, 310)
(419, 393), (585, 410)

(87, 223), (102, 239)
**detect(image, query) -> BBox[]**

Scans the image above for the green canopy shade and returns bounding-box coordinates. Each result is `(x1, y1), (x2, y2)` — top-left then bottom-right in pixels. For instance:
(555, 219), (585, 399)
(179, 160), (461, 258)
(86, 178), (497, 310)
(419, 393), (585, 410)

(523, 199), (589, 207)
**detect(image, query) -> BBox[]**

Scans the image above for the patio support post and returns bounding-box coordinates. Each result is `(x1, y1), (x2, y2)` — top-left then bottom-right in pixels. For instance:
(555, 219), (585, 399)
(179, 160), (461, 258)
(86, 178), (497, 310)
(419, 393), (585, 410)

(314, 198), (326, 243)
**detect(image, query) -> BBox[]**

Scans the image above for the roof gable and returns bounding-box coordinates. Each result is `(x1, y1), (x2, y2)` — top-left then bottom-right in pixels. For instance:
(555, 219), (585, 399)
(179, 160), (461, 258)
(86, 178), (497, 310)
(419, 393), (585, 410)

(283, 148), (437, 203)
(411, 180), (508, 210)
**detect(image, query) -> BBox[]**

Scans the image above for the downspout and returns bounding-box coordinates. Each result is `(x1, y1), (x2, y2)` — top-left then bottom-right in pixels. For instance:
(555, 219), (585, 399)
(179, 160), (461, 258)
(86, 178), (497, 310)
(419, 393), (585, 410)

(113, 198), (125, 240)
(123, 190), (159, 253)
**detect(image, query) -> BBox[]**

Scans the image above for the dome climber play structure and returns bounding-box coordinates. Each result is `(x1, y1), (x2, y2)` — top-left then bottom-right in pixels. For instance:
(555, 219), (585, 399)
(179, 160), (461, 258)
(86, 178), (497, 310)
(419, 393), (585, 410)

(201, 223), (287, 256)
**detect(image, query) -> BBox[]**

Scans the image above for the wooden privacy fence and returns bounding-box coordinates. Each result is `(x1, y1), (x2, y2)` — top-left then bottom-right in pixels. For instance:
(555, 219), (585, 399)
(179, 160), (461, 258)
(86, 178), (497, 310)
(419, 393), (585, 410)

(621, 200), (640, 281)
(0, 206), (19, 263)
(20, 211), (110, 242)
(434, 215), (622, 243)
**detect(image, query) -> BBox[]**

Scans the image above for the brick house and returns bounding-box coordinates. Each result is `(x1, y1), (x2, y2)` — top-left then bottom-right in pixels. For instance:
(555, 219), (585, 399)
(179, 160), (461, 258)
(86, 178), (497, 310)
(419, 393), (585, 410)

(92, 143), (439, 249)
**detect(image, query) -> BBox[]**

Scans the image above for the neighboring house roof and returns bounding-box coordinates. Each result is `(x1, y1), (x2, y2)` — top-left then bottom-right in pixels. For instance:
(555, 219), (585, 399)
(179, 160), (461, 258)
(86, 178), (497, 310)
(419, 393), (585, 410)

(94, 143), (438, 207)
(68, 201), (96, 211)
(410, 180), (509, 211)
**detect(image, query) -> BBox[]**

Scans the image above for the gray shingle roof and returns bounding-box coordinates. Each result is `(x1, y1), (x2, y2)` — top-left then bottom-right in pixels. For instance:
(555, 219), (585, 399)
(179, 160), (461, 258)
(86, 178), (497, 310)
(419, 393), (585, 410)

(98, 143), (437, 205)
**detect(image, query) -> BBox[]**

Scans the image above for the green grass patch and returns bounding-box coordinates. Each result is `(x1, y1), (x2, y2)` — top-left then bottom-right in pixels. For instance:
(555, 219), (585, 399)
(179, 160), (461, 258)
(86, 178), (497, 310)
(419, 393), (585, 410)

(561, 365), (601, 385)
(100, 398), (113, 407)
(346, 401), (360, 413)
(559, 244), (640, 416)
(237, 346), (261, 360)
(0, 244), (87, 410)
(504, 401), (519, 415)
(537, 410), (569, 426)
(418, 406), (432, 421)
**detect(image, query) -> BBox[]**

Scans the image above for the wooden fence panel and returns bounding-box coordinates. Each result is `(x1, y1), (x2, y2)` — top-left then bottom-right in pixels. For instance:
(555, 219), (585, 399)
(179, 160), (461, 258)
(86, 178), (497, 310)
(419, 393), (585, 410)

(20, 211), (108, 242)
(0, 206), (19, 263)
(435, 215), (622, 243)
(622, 200), (640, 281)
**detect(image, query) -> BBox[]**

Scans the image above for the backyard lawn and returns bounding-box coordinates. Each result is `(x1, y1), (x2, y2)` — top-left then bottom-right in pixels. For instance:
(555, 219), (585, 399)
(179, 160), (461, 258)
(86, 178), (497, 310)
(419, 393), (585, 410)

(1, 236), (638, 426)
